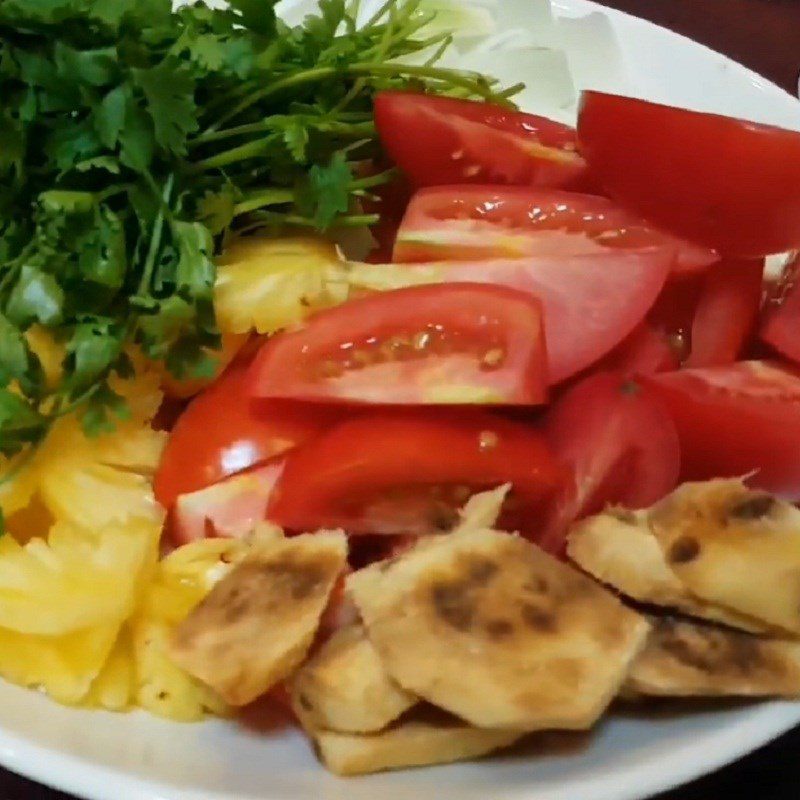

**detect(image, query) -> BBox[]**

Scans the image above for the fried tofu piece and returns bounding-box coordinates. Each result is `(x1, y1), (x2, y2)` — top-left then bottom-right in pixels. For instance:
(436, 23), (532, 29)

(306, 708), (523, 776)
(649, 480), (800, 636)
(626, 617), (800, 698)
(291, 622), (416, 734)
(170, 531), (347, 706)
(568, 508), (766, 633)
(349, 529), (649, 731)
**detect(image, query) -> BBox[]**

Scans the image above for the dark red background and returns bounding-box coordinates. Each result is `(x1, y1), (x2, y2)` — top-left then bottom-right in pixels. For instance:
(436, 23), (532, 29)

(4, 1), (800, 798)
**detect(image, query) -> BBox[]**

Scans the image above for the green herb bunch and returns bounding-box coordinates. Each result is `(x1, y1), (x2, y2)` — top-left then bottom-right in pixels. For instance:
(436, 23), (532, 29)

(0, 0), (516, 458)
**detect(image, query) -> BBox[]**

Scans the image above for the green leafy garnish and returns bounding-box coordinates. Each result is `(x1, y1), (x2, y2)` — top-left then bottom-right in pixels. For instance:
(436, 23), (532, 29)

(0, 0), (517, 459)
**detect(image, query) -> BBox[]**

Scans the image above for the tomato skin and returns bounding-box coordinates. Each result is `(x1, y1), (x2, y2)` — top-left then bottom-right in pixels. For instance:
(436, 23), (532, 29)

(578, 92), (800, 256)
(248, 283), (549, 406)
(154, 363), (335, 508)
(643, 361), (800, 499)
(686, 259), (764, 367)
(170, 460), (284, 545)
(393, 185), (716, 274)
(267, 411), (567, 536)
(600, 323), (680, 376)
(539, 371), (680, 553)
(375, 92), (590, 191)
(761, 254), (800, 364)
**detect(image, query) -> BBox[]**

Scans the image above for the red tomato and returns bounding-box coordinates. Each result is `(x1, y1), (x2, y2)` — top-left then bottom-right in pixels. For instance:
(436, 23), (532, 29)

(578, 92), (800, 257)
(686, 259), (764, 367)
(539, 371), (680, 554)
(248, 284), (548, 406)
(644, 361), (800, 499)
(267, 411), (567, 535)
(761, 254), (800, 364)
(393, 185), (716, 274)
(600, 323), (680, 376)
(170, 460), (284, 545)
(154, 363), (335, 508)
(375, 92), (590, 191)
(363, 250), (671, 384)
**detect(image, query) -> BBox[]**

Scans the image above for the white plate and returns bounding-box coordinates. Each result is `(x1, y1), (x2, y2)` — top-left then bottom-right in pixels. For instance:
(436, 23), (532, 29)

(3, 2), (800, 799)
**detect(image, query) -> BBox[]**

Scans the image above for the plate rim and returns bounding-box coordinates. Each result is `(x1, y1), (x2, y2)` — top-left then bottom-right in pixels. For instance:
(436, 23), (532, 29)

(3, 2), (800, 799)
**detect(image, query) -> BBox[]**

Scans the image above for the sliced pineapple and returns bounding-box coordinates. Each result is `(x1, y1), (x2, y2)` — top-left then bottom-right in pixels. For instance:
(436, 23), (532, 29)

(24, 325), (65, 391)
(214, 236), (349, 335)
(0, 623), (120, 705)
(1, 370), (166, 530)
(83, 625), (135, 712)
(0, 516), (160, 635)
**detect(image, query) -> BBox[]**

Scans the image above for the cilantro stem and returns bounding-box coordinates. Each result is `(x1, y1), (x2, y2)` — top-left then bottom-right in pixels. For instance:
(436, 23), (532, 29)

(188, 137), (276, 172)
(137, 175), (173, 297)
(233, 188), (294, 216)
(208, 61), (507, 135)
(243, 211), (379, 233)
(189, 118), (374, 148)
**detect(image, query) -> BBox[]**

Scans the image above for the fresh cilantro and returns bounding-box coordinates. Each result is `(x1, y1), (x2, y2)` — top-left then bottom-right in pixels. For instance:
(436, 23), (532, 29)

(0, 0), (517, 461)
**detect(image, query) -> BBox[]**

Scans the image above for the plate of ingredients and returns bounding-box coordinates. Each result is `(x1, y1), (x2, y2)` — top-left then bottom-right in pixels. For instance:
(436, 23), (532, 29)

(2, 1), (800, 799)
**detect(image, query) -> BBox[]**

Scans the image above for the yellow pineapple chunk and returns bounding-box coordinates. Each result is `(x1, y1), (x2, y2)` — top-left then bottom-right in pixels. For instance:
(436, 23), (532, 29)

(0, 370), (166, 529)
(214, 237), (348, 334)
(0, 516), (160, 635)
(0, 623), (120, 705)
(83, 626), (135, 711)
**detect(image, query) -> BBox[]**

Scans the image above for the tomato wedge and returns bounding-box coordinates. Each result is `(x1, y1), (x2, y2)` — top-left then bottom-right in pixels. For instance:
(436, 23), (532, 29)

(375, 92), (590, 191)
(539, 372), (680, 553)
(267, 411), (567, 535)
(248, 284), (548, 405)
(578, 91), (800, 257)
(761, 254), (800, 364)
(393, 185), (716, 274)
(350, 250), (671, 384)
(644, 361), (800, 499)
(154, 362), (335, 508)
(171, 460), (284, 544)
(686, 259), (764, 367)
(600, 323), (680, 376)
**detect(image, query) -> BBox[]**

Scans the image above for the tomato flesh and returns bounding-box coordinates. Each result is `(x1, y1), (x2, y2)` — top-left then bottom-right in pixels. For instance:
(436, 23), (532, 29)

(248, 284), (548, 406)
(358, 251), (671, 384)
(578, 91), (800, 257)
(644, 361), (800, 499)
(171, 460), (284, 545)
(267, 411), (567, 536)
(154, 362), (335, 508)
(600, 323), (680, 376)
(686, 259), (764, 367)
(375, 92), (590, 191)
(761, 254), (800, 364)
(394, 185), (716, 274)
(539, 371), (680, 553)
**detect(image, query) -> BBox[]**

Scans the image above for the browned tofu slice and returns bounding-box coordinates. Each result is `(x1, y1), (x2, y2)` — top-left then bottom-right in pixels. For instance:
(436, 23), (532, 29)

(306, 709), (523, 776)
(170, 531), (347, 706)
(648, 480), (800, 636)
(626, 617), (800, 698)
(291, 622), (416, 734)
(348, 529), (649, 731)
(568, 507), (766, 633)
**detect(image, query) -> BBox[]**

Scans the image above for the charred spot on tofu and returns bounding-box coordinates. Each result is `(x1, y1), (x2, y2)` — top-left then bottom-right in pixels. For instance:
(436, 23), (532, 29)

(667, 536), (701, 565)
(727, 494), (777, 522)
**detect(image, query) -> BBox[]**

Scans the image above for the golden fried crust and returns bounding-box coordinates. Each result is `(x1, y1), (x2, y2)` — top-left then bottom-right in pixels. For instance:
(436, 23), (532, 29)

(170, 531), (347, 706)
(626, 617), (800, 698)
(567, 508), (766, 633)
(306, 709), (523, 776)
(291, 623), (416, 734)
(649, 480), (800, 636)
(348, 529), (649, 731)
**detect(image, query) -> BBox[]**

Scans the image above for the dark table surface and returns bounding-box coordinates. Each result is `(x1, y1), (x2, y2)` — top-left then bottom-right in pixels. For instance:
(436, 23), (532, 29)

(5, 1), (800, 798)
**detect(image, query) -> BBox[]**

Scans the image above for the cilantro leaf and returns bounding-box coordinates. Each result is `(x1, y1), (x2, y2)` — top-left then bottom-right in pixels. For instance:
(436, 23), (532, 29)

(299, 151), (354, 228)
(94, 84), (129, 150)
(133, 61), (199, 155)
(63, 318), (124, 398)
(0, 389), (46, 456)
(0, 313), (29, 389)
